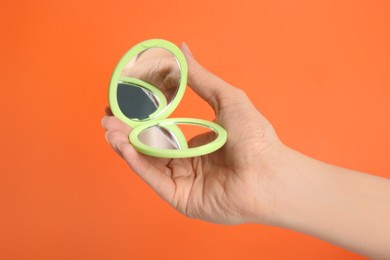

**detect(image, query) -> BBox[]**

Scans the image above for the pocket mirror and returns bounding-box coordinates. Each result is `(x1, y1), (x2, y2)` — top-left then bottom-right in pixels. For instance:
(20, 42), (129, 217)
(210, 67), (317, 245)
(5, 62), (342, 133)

(109, 39), (227, 158)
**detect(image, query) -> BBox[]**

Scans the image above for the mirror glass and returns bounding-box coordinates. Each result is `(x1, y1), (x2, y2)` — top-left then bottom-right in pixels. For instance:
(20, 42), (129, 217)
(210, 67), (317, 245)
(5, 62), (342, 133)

(117, 82), (160, 120)
(138, 123), (217, 150)
(117, 47), (180, 121)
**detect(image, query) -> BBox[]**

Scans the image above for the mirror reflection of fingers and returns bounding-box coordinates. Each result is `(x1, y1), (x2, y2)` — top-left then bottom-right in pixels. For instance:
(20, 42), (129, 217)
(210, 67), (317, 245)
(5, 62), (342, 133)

(153, 58), (179, 102)
(121, 49), (180, 104)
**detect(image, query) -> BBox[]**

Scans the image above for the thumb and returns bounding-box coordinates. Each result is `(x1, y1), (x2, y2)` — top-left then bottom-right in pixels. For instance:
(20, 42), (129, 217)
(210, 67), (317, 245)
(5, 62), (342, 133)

(181, 42), (237, 112)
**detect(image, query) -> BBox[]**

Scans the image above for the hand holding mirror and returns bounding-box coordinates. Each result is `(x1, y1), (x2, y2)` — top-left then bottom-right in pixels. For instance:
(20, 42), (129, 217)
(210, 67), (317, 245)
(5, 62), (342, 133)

(109, 39), (227, 158)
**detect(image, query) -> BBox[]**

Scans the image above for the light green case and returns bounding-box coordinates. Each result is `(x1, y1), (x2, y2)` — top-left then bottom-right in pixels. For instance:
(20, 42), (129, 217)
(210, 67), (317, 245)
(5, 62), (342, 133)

(109, 39), (227, 158)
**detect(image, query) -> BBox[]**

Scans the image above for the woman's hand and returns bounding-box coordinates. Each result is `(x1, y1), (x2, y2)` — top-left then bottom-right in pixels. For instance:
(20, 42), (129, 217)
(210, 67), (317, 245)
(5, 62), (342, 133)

(103, 43), (390, 258)
(102, 43), (285, 225)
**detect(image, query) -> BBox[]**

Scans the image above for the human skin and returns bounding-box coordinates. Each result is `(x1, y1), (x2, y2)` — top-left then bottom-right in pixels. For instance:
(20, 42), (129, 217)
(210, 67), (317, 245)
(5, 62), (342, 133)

(102, 43), (390, 258)
(122, 47), (179, 103)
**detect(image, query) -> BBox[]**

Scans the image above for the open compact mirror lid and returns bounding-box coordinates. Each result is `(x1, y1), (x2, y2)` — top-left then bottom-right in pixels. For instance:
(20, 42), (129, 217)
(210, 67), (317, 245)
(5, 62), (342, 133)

(109, 39), (187, 128)
(109, 39), (227, 158)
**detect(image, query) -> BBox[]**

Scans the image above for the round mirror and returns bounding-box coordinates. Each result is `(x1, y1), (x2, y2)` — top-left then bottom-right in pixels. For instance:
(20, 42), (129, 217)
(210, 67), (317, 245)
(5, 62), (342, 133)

(130, 118), (227, 158)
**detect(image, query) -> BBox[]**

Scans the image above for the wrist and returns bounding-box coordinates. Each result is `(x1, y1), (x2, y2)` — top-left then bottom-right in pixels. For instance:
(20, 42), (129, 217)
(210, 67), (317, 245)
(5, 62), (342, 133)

(248, 143), (328, 227)
(243, 142), (295, 225)
(259, 145), (337, 231)
(263, 147), (317, 227)
(257, 145), (390, 258)
(249, 144), (305, 226)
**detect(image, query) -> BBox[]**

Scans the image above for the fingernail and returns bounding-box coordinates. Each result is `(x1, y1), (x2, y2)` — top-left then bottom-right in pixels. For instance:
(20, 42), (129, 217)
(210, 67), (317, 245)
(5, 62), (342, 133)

(181, 42), (193, 57)
(101, 116), (108, 128)
(104, 131), (110, 142)
(116, 141), (128, 153)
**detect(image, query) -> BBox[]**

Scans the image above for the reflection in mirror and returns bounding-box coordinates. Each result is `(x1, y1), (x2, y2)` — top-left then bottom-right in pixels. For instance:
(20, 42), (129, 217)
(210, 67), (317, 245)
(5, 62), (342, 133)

(117, 82), (159, 120)
(138, 124), (217, 150)
(139, 125), (181, 150)
(119, 47), (180, 119)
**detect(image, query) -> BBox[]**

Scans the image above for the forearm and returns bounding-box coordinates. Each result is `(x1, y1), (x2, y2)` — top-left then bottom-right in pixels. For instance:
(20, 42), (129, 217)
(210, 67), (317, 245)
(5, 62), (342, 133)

(265, 146), (390, 258)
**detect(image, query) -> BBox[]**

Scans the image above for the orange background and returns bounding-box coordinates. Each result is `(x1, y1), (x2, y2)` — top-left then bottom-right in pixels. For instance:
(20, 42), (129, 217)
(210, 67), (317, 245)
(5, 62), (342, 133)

(1, 0), (389, 259)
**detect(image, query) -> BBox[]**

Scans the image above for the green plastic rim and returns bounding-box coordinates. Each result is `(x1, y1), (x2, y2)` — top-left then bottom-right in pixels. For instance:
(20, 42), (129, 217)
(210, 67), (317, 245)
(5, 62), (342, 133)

(109, 39), (228, 158)
(109, 39), (188, 128)
(130, 118), (228, 158)
(118, 76), (167, 120)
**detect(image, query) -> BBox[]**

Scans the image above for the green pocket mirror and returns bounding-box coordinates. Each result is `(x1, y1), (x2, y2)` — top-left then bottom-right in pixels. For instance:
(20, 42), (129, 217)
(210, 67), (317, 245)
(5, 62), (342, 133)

(109, 39), (227, 158)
